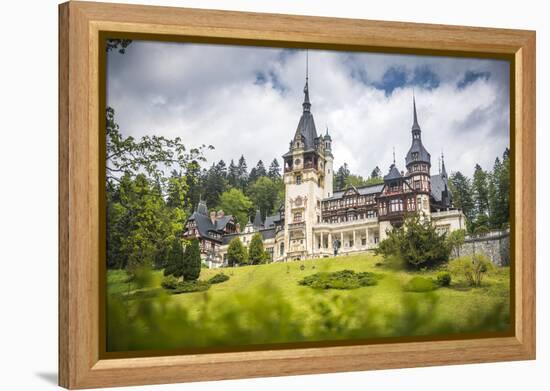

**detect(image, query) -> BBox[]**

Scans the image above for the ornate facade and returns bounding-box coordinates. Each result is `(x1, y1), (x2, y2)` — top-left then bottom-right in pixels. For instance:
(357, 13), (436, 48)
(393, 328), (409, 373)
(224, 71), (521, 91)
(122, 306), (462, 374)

(183, 65), (466, 267)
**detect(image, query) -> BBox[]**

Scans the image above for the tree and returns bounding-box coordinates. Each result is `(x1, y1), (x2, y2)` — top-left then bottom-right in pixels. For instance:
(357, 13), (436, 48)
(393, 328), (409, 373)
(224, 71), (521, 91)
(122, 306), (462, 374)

(334, 163), (350, 191)
(182, 238), (201, 281)
(166, 170), (188, 209)
(217, 188), (253, 227)
(203, 163), (227, 208)
(446, 229), (466, 259)
(164, 237), (184, 279)
(448, 171), (475, 230)
(227, 159), (239, 188)
(375, 214), (450, 269)
(248, 176), (279, 220)
(237, 155), (249, 189)
(227, 238), (247, 266)
(248, 233), (267, 264)
(488, 150), (510, 229)
(472, 164), (489, 219)
(268, 159), (281, 179)
(216, 160), (227, 180)
(115, 174), (171, 273)
(106, 106), (212, 190)
(370, 166), (382, 180)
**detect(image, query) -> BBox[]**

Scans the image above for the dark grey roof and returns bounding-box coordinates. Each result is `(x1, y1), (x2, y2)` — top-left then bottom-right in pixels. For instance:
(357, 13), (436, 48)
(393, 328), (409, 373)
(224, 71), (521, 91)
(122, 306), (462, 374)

(215, 215), (233, 230)
(253, 210), (263, 228)
(384, 164), (403, 181)
(430, 174), (451, 203)
(264, 214), (281, 228)
(188, 211), (220, 242)
(405, 139), (431, 166)
(188, 201), (234, 241)
(294, 111), (318, 150)
(405, 97), (431, 167)
(324, 183), (384, 201)
(292, 77), (318, 150)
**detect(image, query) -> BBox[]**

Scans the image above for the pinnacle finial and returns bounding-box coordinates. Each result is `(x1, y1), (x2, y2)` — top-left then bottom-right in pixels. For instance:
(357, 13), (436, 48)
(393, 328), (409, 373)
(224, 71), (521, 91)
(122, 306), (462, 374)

(392, 146), (396, 165)
(412, 92), (420, 130)
(302, 50), (311, 112)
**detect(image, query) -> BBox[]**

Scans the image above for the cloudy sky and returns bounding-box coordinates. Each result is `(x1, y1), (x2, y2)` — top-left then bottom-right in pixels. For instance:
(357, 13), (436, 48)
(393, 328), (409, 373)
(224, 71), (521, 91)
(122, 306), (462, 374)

(106, 40), (510, 178)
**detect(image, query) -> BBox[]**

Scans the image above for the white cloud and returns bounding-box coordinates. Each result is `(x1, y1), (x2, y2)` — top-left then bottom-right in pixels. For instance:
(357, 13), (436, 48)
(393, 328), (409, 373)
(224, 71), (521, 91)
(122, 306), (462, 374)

(107, 41), (509, 178)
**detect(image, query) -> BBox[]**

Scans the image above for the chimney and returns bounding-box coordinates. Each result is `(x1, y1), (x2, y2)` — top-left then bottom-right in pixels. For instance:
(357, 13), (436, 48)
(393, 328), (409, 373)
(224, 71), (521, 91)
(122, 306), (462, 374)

(210, 211), (216, 224)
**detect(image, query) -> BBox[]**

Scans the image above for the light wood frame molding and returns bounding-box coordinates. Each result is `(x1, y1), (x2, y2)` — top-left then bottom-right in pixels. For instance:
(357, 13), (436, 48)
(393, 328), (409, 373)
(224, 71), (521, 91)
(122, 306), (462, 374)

(58, 1), (536, 389)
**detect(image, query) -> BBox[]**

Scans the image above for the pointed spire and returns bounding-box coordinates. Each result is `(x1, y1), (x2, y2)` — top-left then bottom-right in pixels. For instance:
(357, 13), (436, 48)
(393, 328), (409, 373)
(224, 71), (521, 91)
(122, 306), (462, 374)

(302, 50), (311, 112)
(412, 92), (420, 131)
(326, 125), (329, 136)
(392, 146), (396, 165)
(441, 151), (447, 178)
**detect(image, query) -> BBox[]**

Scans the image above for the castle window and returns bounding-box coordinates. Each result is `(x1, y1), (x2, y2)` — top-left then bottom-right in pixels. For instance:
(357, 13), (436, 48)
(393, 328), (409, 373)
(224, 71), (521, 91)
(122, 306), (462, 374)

(296, 174), (302, 184)
(412, 152), (419, 160)
(293, 212), (302, 222)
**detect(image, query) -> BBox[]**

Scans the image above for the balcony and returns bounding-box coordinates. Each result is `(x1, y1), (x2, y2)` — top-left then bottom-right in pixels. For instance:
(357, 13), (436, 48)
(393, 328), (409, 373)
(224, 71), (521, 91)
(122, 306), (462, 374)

(287, 221), (305, 230)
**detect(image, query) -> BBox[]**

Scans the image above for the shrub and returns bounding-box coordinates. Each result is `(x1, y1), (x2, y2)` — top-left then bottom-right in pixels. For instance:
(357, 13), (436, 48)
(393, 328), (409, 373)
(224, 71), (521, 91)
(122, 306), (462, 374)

(182, 238), (201, 281)
(171, 280), (211, 294)
(299, 270), (380, 290)
(209, 273), (230, 284)
(436, 271), (452, 287)
(448, 254), (495, 287)
(248, 233), (266, 264)
(375, 214), (451, 269)
(161, 275), (179, 290)
(227, 238), (247, 266)
(404, 276), (438, 292)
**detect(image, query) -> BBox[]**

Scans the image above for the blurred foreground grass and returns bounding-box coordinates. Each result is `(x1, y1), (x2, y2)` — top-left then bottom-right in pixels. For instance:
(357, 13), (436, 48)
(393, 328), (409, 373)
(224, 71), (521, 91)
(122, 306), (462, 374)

(107, 253), (510, 352)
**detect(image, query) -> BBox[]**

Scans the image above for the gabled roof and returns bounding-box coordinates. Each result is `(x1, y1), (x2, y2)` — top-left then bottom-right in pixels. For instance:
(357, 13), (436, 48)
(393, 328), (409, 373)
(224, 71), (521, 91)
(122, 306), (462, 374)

(384, 164), (403, 181)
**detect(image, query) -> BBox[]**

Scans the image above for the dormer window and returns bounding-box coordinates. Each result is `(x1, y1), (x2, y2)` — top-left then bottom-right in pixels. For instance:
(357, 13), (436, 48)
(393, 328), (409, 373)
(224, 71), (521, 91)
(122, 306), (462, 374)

(412, 152), (419, 160)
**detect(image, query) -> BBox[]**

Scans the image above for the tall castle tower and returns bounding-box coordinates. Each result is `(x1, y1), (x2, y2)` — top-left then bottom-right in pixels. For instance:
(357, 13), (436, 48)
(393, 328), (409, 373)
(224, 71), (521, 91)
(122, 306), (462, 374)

(405, 96), (432, 217)
(282, 53), (333, 260)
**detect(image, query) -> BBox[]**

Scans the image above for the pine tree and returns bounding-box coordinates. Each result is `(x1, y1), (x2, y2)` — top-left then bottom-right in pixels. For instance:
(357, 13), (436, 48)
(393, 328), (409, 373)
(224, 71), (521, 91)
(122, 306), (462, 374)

(255, 160), (267, 178)
(268, 158), (281, 179)
(248, 233), (266, 264)
(448, 171), (475, 229)
(216, 160), (227, 180)
(203, 163), (227, 208)
(472, 164), (489, 220)
(164, 237), (184, 278)
(370, 166), (382, 179)
(334, 163), (350, 191)
(237, 155), (248, 189)
(182, 238), (201, 281)
(227, 159), (238, 188)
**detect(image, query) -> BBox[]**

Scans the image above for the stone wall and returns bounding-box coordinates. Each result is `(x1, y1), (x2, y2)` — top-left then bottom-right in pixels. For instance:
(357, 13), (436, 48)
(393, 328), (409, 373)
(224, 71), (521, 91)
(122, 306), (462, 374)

(458, 229), (510, 266)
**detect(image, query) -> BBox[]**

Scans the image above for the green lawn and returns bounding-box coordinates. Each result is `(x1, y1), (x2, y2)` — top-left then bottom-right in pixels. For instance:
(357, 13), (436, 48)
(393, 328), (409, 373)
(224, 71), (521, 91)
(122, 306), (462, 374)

(107, 253), (510, 351)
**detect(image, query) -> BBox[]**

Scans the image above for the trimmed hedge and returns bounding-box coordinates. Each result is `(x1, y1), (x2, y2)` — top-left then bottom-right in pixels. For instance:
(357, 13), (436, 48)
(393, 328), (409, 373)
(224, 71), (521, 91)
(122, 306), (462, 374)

(299, 269), (381, 290)
(208, 273), (230, 284)
(170, 280), (211, 294)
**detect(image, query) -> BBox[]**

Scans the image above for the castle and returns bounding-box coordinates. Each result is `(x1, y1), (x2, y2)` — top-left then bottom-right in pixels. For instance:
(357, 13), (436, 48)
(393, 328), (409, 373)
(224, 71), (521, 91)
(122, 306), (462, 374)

(183, 64), (466, 267)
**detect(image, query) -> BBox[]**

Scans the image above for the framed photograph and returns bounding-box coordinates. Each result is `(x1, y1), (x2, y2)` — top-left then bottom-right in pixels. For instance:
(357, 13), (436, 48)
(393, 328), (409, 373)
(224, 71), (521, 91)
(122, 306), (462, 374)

(59, 1), (536, 389)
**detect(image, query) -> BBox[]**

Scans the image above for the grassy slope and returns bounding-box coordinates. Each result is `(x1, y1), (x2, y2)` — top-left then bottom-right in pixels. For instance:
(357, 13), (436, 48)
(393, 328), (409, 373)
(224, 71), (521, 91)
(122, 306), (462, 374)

(107, 253), (510, 333)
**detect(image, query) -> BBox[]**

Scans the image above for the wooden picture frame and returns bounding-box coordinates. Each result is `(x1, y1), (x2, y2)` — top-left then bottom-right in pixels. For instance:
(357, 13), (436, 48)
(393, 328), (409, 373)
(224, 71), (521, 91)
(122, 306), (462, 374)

(58, 1), (536, 389)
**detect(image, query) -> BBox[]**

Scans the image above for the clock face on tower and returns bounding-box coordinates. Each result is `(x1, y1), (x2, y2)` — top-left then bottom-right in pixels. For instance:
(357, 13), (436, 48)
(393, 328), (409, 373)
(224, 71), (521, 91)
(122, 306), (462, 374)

(295, 158), (301, 165)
